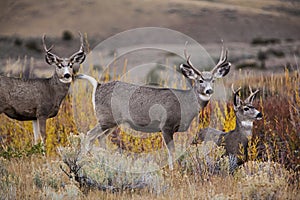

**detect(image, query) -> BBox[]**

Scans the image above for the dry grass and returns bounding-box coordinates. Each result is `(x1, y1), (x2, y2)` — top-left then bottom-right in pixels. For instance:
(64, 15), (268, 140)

(0, 58), (299, 199)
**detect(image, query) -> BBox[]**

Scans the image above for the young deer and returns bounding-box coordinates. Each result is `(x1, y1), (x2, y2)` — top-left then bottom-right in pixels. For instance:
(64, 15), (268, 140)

(0, 33), (86, 144)
(192, 85), (263, 166)
(77, 47), (231, 169)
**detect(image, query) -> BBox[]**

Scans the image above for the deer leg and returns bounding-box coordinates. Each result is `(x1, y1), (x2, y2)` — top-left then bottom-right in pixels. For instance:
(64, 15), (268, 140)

(32, 120), (40, 145)
(37, 117), (47, 145)
(162, 131), (175, 170)
(83, 123), (109, 152)
(97, 127), (117, 148)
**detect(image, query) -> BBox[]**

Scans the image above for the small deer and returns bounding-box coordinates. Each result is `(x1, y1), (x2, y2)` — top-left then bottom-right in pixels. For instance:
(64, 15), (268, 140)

(192, 85), (263, 166)
(0, 33), (86, 144)
(77, 47), (231, 169)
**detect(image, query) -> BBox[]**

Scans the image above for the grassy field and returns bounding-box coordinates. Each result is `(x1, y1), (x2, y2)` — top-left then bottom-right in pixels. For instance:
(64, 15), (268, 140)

(0, 0), (299, 199)
(0, 58), (299, 199)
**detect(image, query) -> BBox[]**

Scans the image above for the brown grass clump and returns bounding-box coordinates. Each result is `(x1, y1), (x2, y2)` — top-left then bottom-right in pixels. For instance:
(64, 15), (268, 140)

(0, 57), (299, 198)
(235, 161), (293, 199)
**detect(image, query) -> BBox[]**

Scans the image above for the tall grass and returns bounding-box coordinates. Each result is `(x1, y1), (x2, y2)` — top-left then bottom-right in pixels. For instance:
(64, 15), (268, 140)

(0, 56), (299, 199)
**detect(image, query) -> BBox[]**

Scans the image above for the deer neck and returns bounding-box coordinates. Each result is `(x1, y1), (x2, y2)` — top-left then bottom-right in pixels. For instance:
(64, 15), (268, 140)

(49, 73), (71, 97)
(175, 88), (202, 123)
(235, 118), (254, 138)
(192, 87), (209, 109)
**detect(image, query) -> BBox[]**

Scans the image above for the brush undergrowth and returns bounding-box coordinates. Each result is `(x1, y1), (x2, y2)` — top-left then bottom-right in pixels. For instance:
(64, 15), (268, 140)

(0, 56), (299, 199)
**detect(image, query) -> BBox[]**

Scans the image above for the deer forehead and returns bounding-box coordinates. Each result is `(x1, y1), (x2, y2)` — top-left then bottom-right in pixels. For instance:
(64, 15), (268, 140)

(199, 71), (213, 81)
(242, 104), (254, 109)
(58, 59), (71, 66)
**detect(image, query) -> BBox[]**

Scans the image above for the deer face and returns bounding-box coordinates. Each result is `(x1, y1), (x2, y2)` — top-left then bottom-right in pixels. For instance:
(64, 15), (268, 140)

(233, 86), (263, 124)
(42, 33), (86, 83)
(51, 58), (76, 83)
(180, 47), (231, 102)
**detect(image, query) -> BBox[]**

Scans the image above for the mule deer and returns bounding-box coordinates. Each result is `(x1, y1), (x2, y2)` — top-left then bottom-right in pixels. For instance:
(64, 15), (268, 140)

(0, 33), (86, 144)
(77, 47), (231, 169)
(192, 85), (262, 166)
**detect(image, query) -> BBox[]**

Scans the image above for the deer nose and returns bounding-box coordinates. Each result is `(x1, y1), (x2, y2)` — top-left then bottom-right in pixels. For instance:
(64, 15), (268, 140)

(206, 89), (213, 95)
(64, 73), (71, 79)
(256, 112), (263, 118)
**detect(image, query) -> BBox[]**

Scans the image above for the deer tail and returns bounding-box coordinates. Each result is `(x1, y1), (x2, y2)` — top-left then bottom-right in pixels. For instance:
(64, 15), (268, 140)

(75, 74), (99, 111)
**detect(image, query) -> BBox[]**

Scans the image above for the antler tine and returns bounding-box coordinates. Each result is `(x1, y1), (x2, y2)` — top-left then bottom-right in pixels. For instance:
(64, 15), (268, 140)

(212, 46), (228, 72)
(245, 86), (259, 104)
(219, 47), (228, 64)
(183, 42), (202, 75)
(69, 32), (86, 62)
(78, 31), (84, 52)
(248, 85), (253, 94)
(231, 84), (241, 94)
(42, 34), (54, 52)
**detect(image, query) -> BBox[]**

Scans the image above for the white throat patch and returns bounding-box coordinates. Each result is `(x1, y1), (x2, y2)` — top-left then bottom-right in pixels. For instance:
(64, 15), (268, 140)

(59, 78), (72, 83)
(199, 93), (211, 101)
(241, 120), (253, 128)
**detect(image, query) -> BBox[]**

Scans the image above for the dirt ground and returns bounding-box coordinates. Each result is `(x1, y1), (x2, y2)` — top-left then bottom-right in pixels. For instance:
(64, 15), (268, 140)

(0, 0), (299, 74)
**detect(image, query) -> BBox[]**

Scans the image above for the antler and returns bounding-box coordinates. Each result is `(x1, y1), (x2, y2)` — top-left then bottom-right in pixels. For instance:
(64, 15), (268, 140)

(245, 86), (259, 104)
(183, 42), (202, 75)
(231, 84), (241, 95)
(69, 32), (85, 58)
(42, 34), (54, 53)
(212, 46), (229, 73)
(42, 34), (61, 65)
(78, 31), (84, 52)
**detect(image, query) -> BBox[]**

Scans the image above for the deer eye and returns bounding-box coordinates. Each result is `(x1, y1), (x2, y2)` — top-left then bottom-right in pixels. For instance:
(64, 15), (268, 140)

(199, 79), (204, 84)
(243, 107), (249, 111)
(57, 64), (62, 69)
(69, 63), (73, 68)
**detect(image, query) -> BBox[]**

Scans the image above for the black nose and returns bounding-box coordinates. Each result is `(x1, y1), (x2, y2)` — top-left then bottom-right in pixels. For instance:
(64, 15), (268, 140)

(206, 89), (213, 95)
(256, 112), (263, 118)
(64, 74), (71, 79)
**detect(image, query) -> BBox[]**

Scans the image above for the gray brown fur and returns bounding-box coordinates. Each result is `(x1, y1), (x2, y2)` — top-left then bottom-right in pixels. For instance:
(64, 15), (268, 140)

(193, 86), (262, 165)
(77, 46), (231, 169)
(0, 33), (86, 144)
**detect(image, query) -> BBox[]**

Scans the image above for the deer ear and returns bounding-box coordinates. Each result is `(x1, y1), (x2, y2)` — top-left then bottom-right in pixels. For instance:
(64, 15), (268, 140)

(70, 51), (86, 64)
(45, 52), (60, 65)
(213, 62), (231, 78)
(233, 92), (242, 111)
(180, 64), (198, 80)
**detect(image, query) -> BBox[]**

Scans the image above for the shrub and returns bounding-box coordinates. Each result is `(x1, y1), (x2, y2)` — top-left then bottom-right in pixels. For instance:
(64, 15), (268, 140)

(62, 30), (73, 41)
(267, 48), (285, 57)
(235, 59), (260, 69)
(0, 158), (17, 199)
(178, 142), (229, 180)
(14, 37), (23, 46)
(25, 40), (42, 53)
(251, 37), (280, 45)
(58, 134), (165, 194)
(235, 161), (292, 199)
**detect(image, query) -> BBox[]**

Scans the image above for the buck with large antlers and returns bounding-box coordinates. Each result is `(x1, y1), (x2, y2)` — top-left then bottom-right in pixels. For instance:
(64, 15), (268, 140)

(0, 33), (86, 144)
(193, 85), (263, 166)
(77, 46), (231, 169)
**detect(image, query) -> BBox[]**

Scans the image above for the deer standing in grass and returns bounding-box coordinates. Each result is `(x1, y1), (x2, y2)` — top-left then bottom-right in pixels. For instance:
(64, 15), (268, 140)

(77, 47), (231, 169)
(0, 34), (86, 144)
(192, 85), (263, 166)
